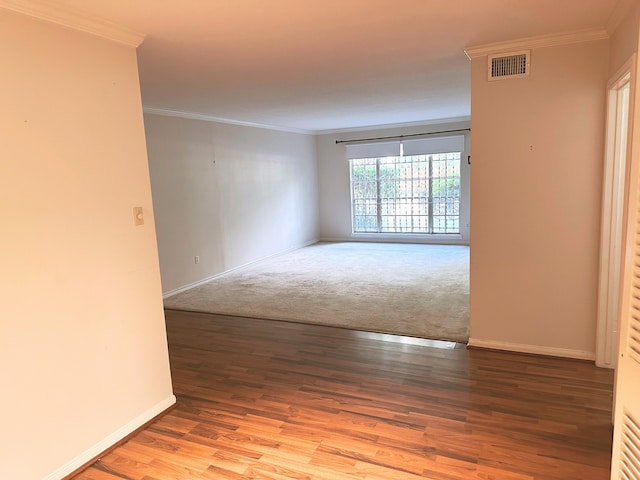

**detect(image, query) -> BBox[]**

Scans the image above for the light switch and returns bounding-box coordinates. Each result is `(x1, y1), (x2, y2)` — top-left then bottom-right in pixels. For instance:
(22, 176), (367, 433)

(133, 207), (144, 226)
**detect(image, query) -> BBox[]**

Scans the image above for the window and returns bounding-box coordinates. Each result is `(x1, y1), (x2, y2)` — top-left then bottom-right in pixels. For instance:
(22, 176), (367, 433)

(348, 136), (463, 235)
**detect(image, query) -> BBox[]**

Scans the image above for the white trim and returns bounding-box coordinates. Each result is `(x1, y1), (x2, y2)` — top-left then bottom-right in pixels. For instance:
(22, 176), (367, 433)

(0, 0), (145, 47)
(596, 55), (636, 369)
(317, 116), (471, 135)
(608, 55), (637, 92)
(464, 27), (608, 59)
(142, 107), (313, 135)
(143, 109), (470, 137)
(468, 338), (595, 361)
(163, 272), (228, 299)
(43, 395), (176, 480)
(163, 239), (318, 299)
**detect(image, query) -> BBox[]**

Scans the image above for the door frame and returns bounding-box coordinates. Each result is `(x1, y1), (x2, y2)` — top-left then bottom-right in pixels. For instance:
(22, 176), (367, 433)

(596, 55), (636, 369)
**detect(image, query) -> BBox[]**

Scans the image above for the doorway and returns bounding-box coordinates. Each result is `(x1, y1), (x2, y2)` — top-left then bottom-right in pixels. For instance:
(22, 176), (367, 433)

(596, 57), (634, 369)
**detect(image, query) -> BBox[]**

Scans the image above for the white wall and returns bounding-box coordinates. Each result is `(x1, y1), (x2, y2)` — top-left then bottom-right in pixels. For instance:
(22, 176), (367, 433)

(469, 39), (609, 358)
(144, 114), (319, 294)
(316, 120), (471, 244)
(0, 9), (174, 480)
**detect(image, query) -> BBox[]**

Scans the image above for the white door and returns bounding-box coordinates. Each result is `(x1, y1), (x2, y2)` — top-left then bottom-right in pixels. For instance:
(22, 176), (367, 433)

(610, 54), (640, 479)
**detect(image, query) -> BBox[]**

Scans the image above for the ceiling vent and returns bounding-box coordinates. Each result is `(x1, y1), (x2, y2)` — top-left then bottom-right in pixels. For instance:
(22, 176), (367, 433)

(488, 50), (530, 80)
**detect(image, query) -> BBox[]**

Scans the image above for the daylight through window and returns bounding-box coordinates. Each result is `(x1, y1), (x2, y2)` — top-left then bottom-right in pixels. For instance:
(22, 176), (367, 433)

(350, 151), (461, 234)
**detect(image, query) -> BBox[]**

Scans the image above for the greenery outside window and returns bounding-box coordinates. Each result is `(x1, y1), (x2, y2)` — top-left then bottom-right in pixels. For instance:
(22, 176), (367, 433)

(350, 151), (461, 234)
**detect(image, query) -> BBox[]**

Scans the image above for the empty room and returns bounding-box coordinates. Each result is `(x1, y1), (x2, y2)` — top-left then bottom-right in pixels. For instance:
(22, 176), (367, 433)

(3, 1), (640, 479)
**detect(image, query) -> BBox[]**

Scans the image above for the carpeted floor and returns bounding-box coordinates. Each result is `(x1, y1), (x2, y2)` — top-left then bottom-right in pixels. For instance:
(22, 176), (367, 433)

(164, 242), (469, 342)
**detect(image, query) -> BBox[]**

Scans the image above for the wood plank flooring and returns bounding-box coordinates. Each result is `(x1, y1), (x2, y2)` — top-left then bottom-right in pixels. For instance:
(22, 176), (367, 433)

(72, 310), (614, 480)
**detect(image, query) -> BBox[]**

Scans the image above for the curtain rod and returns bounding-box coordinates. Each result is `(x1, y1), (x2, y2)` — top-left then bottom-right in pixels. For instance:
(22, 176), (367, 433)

(335, 128), (470, 145)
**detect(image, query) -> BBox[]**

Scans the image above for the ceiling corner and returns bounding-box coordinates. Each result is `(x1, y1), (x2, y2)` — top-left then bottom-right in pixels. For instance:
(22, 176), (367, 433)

(607, 0), (636, 35)
(0, 0), (145, 47)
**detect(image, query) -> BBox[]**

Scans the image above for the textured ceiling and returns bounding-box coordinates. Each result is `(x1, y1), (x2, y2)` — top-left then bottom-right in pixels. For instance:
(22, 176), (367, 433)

(50, 0), (619, 132)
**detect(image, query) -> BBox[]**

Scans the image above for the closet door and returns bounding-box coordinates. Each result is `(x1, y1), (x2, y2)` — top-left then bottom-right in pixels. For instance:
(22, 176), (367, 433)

(610, 58), (640, 480)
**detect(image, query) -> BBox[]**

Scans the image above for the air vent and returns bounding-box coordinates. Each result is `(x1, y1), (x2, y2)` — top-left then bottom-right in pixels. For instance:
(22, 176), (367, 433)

(488, 50), (530, 80)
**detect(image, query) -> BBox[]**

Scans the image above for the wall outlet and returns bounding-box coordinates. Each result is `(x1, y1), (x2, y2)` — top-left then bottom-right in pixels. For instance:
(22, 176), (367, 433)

(194, 256), (200, 264)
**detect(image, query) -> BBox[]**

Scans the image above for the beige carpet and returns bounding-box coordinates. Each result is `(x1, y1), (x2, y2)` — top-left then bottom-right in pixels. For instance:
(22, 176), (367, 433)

(164, 242), (469, 342)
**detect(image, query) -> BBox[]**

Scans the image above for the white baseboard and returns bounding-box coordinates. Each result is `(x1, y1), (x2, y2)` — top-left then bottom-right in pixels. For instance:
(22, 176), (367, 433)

(44, 395), (176, 480)
(467, 338), (595, 361)
(163, 239), (319, 299)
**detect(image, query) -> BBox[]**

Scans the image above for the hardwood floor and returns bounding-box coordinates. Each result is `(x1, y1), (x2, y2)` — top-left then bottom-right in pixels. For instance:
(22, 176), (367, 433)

(72, 310), (614, 480)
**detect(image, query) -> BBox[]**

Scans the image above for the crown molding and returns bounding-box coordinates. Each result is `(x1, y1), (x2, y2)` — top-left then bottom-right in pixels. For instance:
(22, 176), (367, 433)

(142, 107), (314, 135)
(464, 27), (608, 59)
(316, 116), (471, 135)
(0, 0), (145, 47)
(143, 107), (470, 136)
(607, 0), (636, 35)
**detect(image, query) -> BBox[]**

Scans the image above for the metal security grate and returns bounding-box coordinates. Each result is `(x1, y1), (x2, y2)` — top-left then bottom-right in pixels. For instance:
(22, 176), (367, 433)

(350, 152), (461, 234)
(489, 50), (530, 80)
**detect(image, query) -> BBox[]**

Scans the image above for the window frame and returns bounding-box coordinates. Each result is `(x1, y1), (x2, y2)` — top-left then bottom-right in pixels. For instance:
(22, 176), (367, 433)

(349, 152), (461, 235)
(345, 134), (469, 245)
